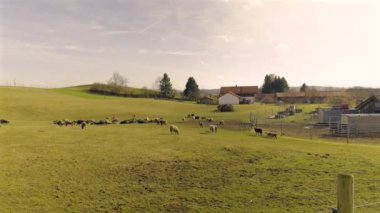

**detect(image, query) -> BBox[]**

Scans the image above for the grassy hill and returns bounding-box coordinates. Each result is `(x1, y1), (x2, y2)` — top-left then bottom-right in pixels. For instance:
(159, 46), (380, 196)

(0, 86), (379, 212)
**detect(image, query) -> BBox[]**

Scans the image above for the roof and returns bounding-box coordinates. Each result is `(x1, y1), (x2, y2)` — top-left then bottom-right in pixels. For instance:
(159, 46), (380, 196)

(275, 91), (346, 98)
(219, 91), (240, 98)
(220, 86), (258, 96)
(275, 92), (306, 98)
(356, 95), (380, 109)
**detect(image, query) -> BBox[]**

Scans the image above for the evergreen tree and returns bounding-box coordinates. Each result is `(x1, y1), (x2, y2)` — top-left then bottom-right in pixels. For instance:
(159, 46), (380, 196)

(183, 77), (200, 100)
(159, 73), (174, 98)
(262, 74), (289, 93)
(300, 83), (308, 92)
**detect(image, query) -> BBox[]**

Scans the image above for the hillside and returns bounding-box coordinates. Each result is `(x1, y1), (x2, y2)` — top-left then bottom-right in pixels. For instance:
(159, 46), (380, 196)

(0, 86), (379, 212)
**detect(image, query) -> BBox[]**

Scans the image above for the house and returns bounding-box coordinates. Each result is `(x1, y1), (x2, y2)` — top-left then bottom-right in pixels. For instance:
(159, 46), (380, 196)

(218, 92), (240, 105)
(198, 96), (218, 105)
(219, 85), (258, 105)
(356, 95), (380, 113)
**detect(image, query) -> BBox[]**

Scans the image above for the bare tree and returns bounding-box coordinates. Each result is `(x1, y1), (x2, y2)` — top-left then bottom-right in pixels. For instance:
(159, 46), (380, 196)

(108, 72), (128, 87)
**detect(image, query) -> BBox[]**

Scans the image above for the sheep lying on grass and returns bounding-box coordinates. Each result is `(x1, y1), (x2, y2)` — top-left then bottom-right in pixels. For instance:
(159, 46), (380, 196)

(169, 125), (179, 135)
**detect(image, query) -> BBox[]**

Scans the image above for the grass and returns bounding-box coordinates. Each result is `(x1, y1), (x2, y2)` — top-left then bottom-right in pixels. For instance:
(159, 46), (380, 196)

(0, 86), (379, 212)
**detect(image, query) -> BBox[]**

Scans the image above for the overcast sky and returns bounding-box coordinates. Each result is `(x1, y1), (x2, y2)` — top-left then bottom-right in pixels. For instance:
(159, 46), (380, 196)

(0, 0), (379, 89)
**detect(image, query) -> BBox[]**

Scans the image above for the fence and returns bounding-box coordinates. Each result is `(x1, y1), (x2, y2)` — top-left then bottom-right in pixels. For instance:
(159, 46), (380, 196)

(248, 111), (380, 143)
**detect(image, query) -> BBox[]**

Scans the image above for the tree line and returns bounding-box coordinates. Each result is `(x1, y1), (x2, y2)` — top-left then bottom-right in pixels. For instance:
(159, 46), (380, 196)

(90, 72), (300, 99)
(89, 72), (200, 100)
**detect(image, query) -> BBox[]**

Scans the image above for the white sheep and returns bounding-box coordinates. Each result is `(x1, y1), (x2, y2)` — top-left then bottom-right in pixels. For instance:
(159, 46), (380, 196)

(209, 125), (218, 133)
(169, 125), (180, 135)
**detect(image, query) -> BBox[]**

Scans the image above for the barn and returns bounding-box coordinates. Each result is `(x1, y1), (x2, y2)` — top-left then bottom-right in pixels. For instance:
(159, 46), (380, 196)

(356, 95), (380, 113)
(219, 85), (258, 105)
(198, 96), (217, 105)
(318, 107), (359, 123)
(341, 114), (380, 134)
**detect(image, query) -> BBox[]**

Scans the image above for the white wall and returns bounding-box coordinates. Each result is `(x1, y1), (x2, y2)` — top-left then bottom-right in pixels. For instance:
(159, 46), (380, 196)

(219, 93), (239, 105)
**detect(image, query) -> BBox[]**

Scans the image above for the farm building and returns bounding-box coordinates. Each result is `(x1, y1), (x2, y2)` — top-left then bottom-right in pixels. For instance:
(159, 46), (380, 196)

(340, 114), (380, 135)
(318, 107), (359, 124)
(219, 92), (240, 105)
(219, 85), (258, 105)
(275, 91), (346, 103)
(356, 95), (380, 113)
(198, 96), (217, 105)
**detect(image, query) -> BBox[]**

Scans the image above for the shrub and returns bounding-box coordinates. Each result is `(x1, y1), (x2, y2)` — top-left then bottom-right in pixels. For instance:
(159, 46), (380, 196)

(217, 104), (235, 112)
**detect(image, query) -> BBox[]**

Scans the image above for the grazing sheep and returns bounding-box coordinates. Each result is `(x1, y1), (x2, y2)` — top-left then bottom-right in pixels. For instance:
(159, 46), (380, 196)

(209, 125), (218, 133)
(169, 125), (179, 134)
(76, 120), (85, 125)
(81, 122), (86, 129)
(194, 116), (200, 120)
(158, 119), (167, 125)
(254, 127), (263, 136)
(219, 120), (224, 125)
(112, 117), (118, 124)
(266, 132), (277, 139)
(206, 117), (213, 122)
(199, 121), (204, 128)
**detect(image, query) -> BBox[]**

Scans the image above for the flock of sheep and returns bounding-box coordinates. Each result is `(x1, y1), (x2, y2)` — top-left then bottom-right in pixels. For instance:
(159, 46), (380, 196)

(3, 114), (276, 139)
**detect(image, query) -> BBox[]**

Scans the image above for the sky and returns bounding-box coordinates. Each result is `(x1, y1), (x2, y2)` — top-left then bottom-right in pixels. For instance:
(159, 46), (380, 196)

(0, 0), (379, 89)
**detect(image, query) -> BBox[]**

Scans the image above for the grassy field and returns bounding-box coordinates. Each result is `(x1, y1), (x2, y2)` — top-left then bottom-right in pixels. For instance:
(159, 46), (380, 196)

(0, 86), (379, 212)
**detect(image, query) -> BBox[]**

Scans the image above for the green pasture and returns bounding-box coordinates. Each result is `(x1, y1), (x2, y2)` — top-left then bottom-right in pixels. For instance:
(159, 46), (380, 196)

(0, 86), (379, 212)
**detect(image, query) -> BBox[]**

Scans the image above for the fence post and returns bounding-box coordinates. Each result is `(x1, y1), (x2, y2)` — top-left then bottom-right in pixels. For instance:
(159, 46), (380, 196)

(337, 174), (354, 213)
(347, 124), (350, 144)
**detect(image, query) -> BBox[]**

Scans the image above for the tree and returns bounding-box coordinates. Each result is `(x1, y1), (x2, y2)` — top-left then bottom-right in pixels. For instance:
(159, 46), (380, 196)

(107, 72), (128, 94)
(108, 72), (128, 86)
(300, 83), (308, 92)
(183, 77), (200, 100)
(159, 73), (174, 98)
(261, 74), (289, 93)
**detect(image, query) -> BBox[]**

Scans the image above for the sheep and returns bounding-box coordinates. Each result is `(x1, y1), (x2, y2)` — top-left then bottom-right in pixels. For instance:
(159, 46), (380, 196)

(209, 125), (218, 133)
(266, 132), (277, 139)
(206, 117), (213, 122)
(158, 119), (167, 125)
(0, 119), (9, 124)
(219, 120), (224, 125)
(199, 121), (204, 128)
(194, 116), (200, 120)
(254, 127), (263, 136)
(81, 122), (86, 129)
(169, 125), (179, 135)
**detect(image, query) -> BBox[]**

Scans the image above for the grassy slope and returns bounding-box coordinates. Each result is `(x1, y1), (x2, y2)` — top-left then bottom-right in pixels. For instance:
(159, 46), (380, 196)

(0, 86), (379, 212)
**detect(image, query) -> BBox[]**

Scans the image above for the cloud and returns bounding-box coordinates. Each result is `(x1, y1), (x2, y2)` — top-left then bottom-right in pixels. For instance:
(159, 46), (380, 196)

(102, 19), (164, 35)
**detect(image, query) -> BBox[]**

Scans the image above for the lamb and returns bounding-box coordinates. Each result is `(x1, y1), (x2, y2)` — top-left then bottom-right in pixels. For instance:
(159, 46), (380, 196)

(266, 132), (277, 139)
(254, 127), (263, 136)
(219, 120), (224, 125)
(209, 125), (218, 133)
(169, 125), (179, 135)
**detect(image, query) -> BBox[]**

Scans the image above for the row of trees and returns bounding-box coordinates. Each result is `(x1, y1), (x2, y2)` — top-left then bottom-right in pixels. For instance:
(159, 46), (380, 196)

(158, 73), (200, 100)
(94, 72), (200, 100)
